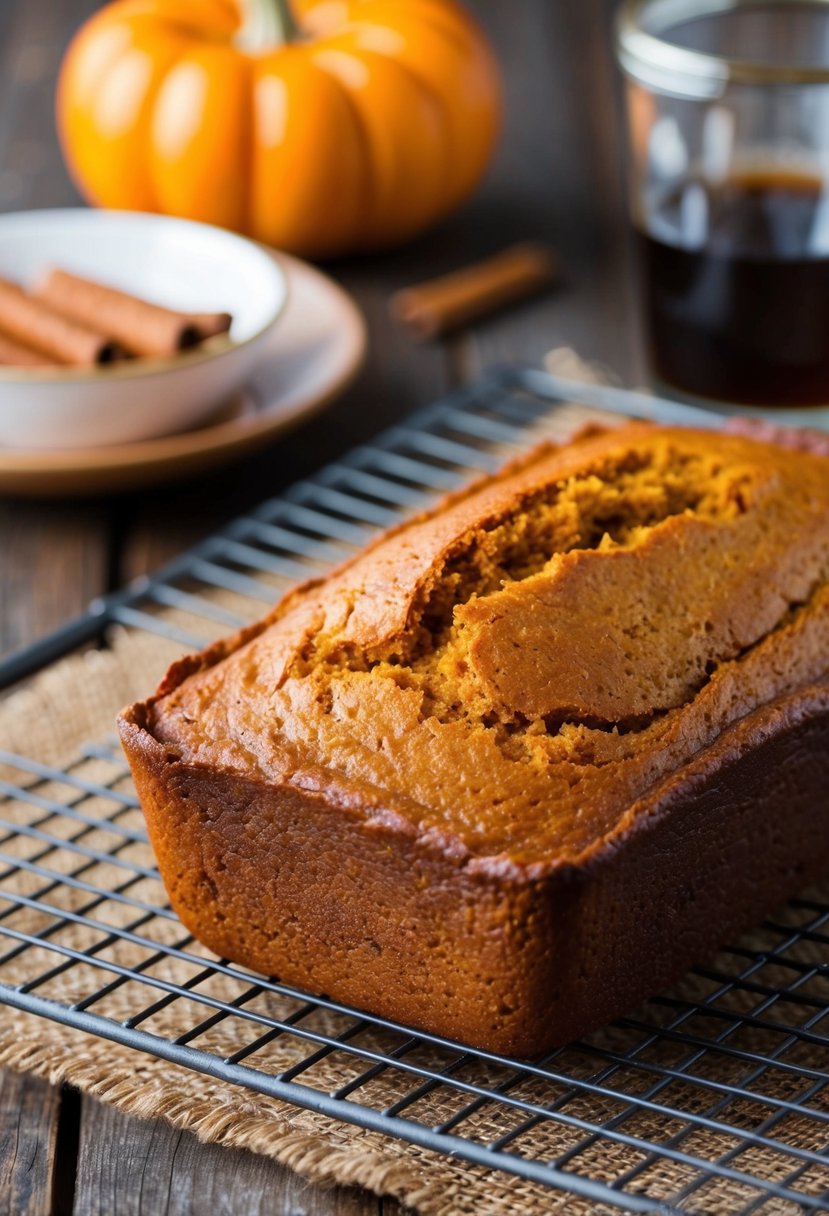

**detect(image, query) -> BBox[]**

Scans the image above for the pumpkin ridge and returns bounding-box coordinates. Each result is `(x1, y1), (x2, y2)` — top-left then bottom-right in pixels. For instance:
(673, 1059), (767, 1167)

(314, 62), (375, 253)
(309, 47), (390, 239)
(148, 41), (193, 213)
(99, 18), (194, 210)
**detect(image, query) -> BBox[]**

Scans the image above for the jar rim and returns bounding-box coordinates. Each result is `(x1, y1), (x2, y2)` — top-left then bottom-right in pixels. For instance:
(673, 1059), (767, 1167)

(616, 0), (829, 97)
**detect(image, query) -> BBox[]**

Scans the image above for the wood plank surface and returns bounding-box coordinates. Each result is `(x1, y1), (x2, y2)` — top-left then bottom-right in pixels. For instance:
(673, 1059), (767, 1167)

(73, 1101), (406, 1216)
(0, 1072), (61, 1216)
(0, 501), (109, 657)
(0, 0), (633, 1212)
(0, 0), (93, 213)
(462, 0), (643, 379)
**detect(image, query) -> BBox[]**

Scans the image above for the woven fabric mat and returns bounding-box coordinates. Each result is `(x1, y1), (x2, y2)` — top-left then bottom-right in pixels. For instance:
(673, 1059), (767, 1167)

(1, 354), (827, 1216)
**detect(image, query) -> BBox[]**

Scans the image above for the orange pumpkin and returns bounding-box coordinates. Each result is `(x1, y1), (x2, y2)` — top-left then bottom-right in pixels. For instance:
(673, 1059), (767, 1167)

(57, 0), (502, 258)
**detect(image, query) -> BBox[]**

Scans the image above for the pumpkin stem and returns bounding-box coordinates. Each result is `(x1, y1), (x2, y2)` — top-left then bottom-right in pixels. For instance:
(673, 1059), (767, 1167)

(237, 0), (300, 50)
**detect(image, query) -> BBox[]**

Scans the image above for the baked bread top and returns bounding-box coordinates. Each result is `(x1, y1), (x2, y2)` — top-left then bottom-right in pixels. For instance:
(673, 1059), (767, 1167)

(148, 424), (829, 871)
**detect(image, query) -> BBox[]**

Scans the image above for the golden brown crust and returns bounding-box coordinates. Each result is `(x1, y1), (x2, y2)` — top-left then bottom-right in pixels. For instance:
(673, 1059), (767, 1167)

(119, 424), (829, 1053)
(119, 684), (829, 1054)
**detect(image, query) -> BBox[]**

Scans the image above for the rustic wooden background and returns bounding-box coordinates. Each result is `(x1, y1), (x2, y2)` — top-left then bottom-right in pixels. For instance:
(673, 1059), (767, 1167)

(0, 0), (644, 1211)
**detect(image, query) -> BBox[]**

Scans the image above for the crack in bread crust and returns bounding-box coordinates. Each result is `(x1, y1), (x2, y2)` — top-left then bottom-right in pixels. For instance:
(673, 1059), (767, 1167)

(146, 425), (829, 863)
(283, 437), (829, 733)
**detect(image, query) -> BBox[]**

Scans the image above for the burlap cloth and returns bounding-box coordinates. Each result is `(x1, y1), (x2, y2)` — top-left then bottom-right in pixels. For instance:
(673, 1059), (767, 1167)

(0, 354), (827, 1216)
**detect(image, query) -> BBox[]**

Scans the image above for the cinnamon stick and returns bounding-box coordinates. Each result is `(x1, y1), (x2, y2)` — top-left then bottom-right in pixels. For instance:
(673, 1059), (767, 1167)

(35, 269), (232, 358)
(391, 243), (558, 341)
(0, 331), (59, 368)
(187, 310), (235, 342)
(0, 278), (123, 366)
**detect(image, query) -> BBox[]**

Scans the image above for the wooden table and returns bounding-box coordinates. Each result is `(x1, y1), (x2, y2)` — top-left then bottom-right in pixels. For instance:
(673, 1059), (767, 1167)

(0, 1), (644, 1211)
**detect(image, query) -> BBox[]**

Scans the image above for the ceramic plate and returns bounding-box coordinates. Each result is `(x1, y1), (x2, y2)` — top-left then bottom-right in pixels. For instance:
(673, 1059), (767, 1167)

(0, 252), (366, 496)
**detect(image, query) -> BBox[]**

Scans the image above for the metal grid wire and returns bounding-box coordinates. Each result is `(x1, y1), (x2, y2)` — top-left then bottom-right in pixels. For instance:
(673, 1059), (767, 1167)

(0, 367), (827, 1214)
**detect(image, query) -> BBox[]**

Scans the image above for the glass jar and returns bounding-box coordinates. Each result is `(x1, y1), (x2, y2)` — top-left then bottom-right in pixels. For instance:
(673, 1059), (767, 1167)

(616, 0), (829, 410)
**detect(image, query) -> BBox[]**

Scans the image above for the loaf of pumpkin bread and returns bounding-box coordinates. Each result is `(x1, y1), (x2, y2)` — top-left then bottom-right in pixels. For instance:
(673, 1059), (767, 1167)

(119, 424), (829, 1056)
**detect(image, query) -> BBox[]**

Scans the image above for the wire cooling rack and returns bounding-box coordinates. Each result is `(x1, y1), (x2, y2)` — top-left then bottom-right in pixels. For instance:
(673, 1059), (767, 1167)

(0, 367), (827, 1215)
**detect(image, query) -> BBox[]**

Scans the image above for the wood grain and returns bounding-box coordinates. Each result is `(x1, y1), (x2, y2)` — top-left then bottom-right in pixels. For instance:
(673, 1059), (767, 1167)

(0, 0), (92, 214)
(0, 1072), (61, 1216)
(73, 1100), (394, 1216)
(0, 501), (109, 657)
(461, 0), (644, 381)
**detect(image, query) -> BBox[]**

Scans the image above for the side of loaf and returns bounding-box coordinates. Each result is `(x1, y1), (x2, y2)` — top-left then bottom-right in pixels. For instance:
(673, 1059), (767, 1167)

(119, 424), (829, 1056)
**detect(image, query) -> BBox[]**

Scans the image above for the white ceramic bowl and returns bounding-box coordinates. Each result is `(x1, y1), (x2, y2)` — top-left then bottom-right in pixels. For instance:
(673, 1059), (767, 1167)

(0, 209), (287, 450)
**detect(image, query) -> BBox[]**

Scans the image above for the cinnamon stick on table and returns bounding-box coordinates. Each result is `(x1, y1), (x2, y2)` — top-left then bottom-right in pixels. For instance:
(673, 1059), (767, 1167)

(0, 278), (123, 366)
(391, 243), (559, 341)
(35, 269), (232, 359)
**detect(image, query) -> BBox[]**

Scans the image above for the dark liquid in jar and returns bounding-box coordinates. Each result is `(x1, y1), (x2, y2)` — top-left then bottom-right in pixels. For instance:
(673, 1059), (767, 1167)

(637, 170), (829, 406)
